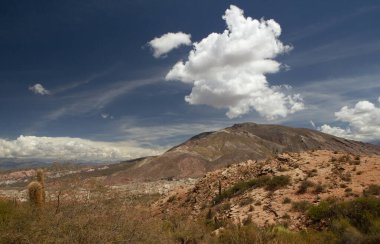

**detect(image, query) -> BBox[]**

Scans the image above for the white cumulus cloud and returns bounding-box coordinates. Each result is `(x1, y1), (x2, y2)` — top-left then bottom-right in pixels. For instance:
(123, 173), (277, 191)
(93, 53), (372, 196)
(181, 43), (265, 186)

(0, 136), (161, 162)
(320, 98), (380, 141)
(29, 83), (50, 95)
(165, 5), (303, 119)
(148, 32), (192, 58)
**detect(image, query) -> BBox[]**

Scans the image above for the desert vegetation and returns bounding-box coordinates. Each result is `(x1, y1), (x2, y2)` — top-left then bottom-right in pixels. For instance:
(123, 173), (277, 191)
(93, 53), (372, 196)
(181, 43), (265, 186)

(1, 150), (380, 243)
(213, 175), (290, 204)
(27, 169), (45, 207)
(1, 189), (380, 243)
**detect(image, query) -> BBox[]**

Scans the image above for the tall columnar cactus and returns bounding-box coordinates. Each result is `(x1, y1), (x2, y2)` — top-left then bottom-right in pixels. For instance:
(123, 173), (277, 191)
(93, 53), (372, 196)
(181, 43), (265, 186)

(218, 179), (222, 196)
(27, 169), (45, 207)
(36, 169), (46, 202)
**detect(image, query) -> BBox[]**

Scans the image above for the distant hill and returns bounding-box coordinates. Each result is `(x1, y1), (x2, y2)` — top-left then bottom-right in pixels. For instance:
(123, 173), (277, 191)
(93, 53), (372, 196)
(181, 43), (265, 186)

(371, 140), (380, 146)
(118, 122), (380, 181)
(0, 159), (50, 171)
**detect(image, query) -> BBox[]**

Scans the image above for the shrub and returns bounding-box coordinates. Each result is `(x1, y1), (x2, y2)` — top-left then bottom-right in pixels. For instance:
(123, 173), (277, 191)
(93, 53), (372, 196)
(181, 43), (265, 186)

(349, 160), (361, 165)
(340, 183), (347, 188)
(242, 214), (252, 226)
(332, 219), (363, 243)
(307, 169), (318, 177)
(346, 197), (380, 233)
(363, 185), (380, 197)
(218, 224), (340, 243)
(213, 175), (290, 204)
(283, 197), (291, 204)
(308, 197), (380, 234)
(314, 184), (325, 194)
(340, 173), (352, 182)
(239, 197), (253, 207)
(308, 200), (337, 222)
(215, 203), (230, 213)
(297, 180), (315, 194)
(167, 195), (176, 202)
(264, 175), (291, 191)
(292, 201), (311, 212)
(282, 213), (290, 219)
(338, 155), (350, 162)
(205, 208), (214, 220)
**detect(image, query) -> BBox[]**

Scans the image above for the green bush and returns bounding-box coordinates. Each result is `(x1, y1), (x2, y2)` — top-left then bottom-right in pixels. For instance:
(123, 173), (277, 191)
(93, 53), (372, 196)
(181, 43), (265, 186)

(264, 175), (291, 191)
(292, 201), (311, 212)
(363, 185), (380, 197)
(308, 200), (337, 222)
(239, 197), (254, 207)
(213, 175), (290, 204)
(308, 197), (380, 234)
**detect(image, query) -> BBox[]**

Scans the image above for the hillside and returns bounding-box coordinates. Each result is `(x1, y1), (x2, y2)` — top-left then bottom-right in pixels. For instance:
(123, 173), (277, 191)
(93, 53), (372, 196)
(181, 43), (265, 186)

(155, 150), (380, 230)
(117, 123), (380, 180)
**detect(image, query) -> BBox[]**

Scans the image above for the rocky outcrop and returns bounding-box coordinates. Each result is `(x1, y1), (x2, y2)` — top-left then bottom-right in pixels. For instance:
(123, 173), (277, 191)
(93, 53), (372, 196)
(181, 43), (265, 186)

(155, 150), (380, 230)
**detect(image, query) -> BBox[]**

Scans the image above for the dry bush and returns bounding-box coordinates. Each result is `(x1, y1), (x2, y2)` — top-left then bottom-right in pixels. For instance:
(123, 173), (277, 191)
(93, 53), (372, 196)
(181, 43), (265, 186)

(292, 201), (312, 212)
(297, 180), (315, 194)
(2, 178), (380, 243)
(313, 184), (325, 194)
(0, 194), (167, 243)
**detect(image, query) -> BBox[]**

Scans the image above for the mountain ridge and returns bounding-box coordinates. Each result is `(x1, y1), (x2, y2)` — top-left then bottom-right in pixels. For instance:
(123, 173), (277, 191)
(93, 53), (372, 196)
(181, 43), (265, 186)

(118, 122), (380, 181)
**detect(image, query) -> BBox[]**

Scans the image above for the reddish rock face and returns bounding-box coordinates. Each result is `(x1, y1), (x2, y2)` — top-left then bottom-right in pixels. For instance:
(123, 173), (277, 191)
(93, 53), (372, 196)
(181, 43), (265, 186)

(156, 150), (380, 230)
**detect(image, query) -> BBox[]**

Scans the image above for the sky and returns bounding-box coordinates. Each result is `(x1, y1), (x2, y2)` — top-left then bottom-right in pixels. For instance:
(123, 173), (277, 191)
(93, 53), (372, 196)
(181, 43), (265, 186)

(1, 0), (380, 163)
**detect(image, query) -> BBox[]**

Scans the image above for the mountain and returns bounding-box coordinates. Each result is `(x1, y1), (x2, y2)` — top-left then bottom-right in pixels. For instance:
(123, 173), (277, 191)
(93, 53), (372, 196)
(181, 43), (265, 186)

(371, 140), (380, 146)
(118, 123), (380, 181)
(0, 159), (51, 170)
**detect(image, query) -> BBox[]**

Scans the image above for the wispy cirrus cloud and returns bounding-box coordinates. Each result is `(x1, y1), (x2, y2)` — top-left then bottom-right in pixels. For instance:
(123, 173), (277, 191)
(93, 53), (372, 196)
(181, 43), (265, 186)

(287, 4), (380, 42)
(117, 120), (228, 147)
(24, 77), (162, 134)
(45, 77), (160, 121)
(286, 39), (380, 68)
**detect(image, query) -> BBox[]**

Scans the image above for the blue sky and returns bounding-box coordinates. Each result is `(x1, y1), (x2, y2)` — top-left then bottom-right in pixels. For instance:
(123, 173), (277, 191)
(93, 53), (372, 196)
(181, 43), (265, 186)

(1, 0), (380, 162)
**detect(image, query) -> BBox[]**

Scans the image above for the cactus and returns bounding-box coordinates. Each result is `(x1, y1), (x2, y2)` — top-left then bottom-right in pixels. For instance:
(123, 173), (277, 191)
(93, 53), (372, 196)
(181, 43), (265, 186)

(28, 182), (44, 206)
(218, 179), (222, 196)
(36, 169), (46, 202)
(27, 169), (45, 207)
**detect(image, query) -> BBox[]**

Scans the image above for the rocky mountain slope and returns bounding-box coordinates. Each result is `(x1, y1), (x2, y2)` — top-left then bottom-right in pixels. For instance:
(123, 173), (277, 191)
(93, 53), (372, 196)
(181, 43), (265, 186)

(154, 150), (380, 230)
(119, 123), (380, 180)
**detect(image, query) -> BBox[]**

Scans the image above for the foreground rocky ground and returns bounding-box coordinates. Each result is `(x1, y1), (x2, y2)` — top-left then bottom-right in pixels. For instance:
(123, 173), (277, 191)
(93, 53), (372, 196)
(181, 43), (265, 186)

(155, 150), (380, 230)
(1, 150), (380, 243)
